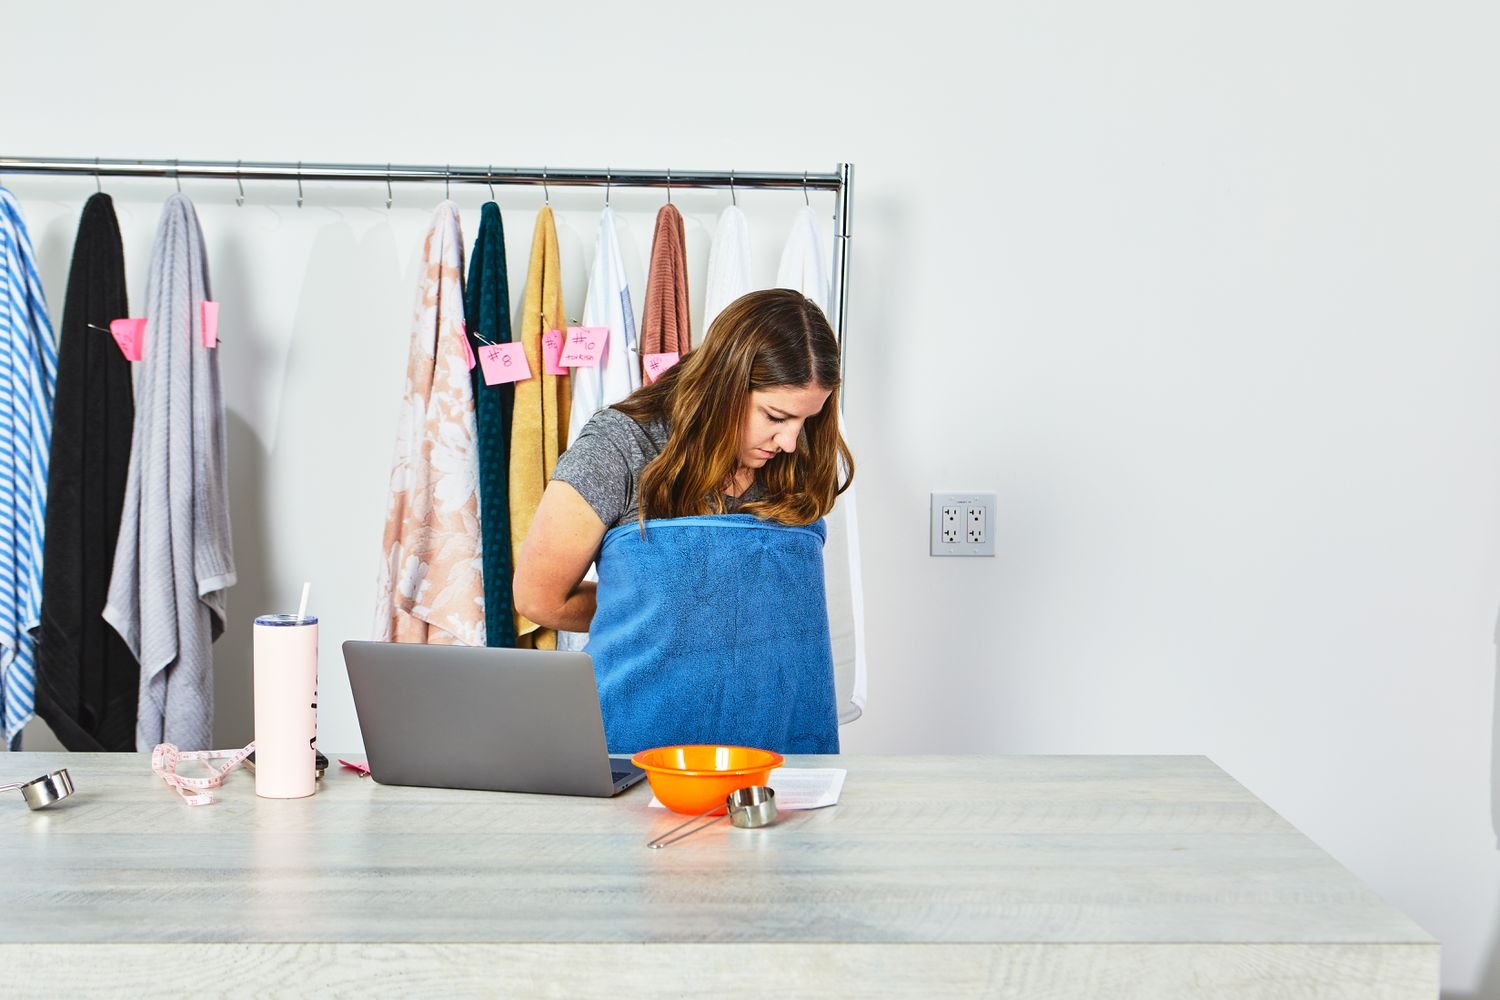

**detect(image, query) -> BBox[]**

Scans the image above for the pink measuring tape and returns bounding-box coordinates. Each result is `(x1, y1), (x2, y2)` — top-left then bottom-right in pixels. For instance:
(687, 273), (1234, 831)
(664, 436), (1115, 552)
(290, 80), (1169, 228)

(151, 742), (256, 806)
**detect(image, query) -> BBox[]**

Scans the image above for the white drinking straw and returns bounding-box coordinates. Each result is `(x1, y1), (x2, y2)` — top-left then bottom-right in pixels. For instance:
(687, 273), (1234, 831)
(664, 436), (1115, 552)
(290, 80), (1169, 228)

(296, 582), (311, 622)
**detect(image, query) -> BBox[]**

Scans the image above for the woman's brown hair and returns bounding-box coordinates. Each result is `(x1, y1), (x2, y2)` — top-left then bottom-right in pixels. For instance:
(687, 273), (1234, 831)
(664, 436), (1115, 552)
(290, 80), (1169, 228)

(612, 288), (853, 526)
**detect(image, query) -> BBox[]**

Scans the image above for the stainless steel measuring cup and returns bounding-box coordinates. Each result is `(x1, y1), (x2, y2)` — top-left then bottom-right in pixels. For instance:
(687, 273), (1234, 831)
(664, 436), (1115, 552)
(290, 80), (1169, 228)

(646, 786), (777, 848)
(0, 769), (74, 810)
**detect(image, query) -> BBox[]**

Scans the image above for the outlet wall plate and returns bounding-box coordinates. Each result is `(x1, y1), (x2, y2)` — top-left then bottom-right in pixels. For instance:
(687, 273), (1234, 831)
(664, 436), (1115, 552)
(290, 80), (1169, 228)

(930, 492), (996, 557)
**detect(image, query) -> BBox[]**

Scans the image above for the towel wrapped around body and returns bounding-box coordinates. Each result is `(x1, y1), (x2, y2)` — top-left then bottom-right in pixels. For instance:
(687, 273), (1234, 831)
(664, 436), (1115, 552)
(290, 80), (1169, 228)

(586, 514), (838, 755)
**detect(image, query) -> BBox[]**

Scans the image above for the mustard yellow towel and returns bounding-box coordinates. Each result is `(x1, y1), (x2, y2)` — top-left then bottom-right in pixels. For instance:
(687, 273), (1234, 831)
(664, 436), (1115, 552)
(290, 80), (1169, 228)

(374, 202), (485, 647)
(510, 207), (570, 648)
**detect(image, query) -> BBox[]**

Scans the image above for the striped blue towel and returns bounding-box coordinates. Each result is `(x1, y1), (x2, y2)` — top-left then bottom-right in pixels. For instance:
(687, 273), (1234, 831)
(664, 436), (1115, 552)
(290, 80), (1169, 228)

(0, 187), (59, 749)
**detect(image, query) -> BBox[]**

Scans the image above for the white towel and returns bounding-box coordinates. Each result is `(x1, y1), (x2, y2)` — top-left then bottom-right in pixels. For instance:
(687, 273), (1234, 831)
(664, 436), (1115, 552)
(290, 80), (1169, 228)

(823, 417), (867, 724)
(104, 194), (236, 751)
(703, 205), (752, 335)
(567, 207), (639, 447)
(776, 205), (830, 313)
(775, 204), (865, 723)
(560, 208), (639, 652)
(0, 188), (58, 748)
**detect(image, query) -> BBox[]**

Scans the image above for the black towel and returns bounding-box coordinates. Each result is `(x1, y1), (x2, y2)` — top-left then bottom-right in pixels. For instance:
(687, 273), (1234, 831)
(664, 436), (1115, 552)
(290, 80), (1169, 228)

(33, 193), (140, 751)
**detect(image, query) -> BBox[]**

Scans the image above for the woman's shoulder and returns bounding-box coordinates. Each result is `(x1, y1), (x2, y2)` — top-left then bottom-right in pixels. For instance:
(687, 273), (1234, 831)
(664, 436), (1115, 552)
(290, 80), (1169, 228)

(560, 408), (669, 476)
(588, 406), (668, 454)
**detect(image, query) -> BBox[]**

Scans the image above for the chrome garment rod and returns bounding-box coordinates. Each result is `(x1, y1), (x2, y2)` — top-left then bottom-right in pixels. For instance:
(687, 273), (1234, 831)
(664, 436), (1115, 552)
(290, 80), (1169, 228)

(0, 156), (854, 388)
(0, 156), (842, 192)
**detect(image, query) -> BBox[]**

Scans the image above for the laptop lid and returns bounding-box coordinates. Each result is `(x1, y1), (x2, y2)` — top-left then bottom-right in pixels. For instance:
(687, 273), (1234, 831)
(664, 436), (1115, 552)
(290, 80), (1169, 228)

(341, 640), (641, 797)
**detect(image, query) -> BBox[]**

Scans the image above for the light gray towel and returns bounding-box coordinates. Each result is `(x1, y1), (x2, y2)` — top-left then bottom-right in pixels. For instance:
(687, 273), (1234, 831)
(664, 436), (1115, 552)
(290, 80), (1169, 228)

(103, 194), (235, 751)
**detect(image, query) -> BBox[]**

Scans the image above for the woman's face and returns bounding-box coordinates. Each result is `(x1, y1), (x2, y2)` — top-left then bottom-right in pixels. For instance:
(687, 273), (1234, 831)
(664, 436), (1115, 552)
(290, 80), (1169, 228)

(738, 383), (832, 469)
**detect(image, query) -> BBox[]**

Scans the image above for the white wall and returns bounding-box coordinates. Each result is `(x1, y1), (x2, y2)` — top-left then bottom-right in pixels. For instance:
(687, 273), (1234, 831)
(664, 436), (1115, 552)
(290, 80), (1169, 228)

(7, 1), (1500, 994)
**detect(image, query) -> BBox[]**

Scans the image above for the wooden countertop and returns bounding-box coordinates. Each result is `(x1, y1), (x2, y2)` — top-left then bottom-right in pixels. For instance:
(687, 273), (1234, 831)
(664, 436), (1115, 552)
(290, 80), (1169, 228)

(0, 752), (1437, 998)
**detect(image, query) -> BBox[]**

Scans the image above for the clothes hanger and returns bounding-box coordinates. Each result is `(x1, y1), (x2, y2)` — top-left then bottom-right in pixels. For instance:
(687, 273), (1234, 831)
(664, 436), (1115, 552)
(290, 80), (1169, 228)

(235, 159), (245, 207)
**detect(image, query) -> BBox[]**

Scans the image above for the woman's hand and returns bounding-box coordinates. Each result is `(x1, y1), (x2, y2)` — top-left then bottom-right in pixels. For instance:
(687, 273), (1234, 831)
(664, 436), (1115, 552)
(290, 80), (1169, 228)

(513, 481), (608, 633)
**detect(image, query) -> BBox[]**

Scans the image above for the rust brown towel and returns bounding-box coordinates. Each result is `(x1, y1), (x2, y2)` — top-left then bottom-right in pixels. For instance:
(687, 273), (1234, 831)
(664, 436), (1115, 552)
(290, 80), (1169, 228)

(641, 203), (691, 359)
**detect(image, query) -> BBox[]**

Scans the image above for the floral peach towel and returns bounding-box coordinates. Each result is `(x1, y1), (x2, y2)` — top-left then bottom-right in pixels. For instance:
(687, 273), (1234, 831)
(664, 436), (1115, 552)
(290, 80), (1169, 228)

(373, 202), (485, 646)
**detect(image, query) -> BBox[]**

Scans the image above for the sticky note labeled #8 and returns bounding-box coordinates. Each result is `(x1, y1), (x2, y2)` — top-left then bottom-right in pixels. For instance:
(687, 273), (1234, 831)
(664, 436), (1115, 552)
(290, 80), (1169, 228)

(478, 343), (532, 385)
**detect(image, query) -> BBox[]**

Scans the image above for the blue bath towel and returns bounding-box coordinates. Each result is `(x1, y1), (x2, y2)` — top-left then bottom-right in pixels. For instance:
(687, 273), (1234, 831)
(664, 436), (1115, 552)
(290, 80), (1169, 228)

(587, 514), (839, 755)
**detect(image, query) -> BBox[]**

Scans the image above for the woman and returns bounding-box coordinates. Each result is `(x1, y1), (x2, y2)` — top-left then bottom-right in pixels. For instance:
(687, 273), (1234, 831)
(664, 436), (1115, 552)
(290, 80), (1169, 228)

(514, 288), (853, 754)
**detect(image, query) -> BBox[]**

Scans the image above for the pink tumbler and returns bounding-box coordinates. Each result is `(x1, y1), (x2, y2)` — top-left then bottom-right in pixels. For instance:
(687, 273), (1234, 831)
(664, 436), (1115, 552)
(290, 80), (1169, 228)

(253, 614), (318, 799)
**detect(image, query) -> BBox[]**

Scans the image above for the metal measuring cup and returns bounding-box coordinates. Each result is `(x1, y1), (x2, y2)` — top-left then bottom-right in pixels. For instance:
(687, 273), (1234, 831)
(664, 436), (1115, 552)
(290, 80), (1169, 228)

(646, 786), (777, 849)
(0, 769), (74, 810)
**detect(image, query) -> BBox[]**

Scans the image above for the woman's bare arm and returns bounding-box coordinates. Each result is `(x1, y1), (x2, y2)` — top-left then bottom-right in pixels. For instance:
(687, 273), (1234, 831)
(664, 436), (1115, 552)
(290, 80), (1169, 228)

(513, 481), (608, 633)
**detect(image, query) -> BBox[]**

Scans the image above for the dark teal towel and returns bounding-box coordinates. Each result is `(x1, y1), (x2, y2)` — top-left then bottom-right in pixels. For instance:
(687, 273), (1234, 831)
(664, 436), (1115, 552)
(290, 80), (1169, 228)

(586, 514), (839, 755)
(466, 202), (516, 647)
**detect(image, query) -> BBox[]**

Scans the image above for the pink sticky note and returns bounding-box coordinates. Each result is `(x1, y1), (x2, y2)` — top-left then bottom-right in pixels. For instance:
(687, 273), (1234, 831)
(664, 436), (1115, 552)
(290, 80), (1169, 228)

(201, 300), (219, 349)
(478, 342), (532, 385)
(460, 323), (476, 371)
(109, 318), (146, 362)
(643, 351), (680, 382)
(542, 329), (567, 376)
(561, 326), (608, 368)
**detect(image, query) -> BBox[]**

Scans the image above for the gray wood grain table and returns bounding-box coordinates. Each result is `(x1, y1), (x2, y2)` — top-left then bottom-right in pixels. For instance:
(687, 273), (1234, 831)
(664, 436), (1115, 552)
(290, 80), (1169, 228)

(0, 752), (1435, 998)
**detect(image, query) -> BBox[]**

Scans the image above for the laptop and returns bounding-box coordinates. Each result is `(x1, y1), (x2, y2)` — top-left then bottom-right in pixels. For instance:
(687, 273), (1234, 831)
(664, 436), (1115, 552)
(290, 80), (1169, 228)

(342, 640), (646, 797)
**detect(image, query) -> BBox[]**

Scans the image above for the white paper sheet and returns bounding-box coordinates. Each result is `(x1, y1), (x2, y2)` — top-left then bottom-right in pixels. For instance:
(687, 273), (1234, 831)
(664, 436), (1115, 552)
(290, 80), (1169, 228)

(647, 767), (847, 811)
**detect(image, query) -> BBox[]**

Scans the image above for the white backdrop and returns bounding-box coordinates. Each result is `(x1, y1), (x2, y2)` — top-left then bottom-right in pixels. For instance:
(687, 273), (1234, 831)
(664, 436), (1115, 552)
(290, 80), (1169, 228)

(6, 2), (1500, 994)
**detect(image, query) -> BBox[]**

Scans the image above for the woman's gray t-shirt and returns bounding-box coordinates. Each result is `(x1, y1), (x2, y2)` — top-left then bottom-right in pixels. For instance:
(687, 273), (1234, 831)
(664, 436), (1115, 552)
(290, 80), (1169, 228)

(552, 408), (767, 529)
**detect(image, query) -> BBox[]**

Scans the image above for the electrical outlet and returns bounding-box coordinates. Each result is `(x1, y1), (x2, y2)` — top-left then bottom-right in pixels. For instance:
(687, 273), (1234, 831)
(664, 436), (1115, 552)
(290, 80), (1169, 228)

(931, 492), (996, 557)
(942, 505), (960, 544)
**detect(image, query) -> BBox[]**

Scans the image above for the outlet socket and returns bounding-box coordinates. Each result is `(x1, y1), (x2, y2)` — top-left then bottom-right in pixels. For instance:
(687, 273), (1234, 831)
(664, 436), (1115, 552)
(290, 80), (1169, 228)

(931, 492), (996, 557)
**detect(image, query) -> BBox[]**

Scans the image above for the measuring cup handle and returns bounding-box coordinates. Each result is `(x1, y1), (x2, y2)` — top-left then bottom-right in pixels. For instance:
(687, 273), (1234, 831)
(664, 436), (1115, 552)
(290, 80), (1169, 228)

(647, 814), (727, 849)
(646, 797), (733, 849)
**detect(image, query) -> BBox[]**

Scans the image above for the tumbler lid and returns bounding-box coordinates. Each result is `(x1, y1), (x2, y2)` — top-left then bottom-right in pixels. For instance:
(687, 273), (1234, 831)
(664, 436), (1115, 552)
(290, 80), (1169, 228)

(254, 613), (318, 626)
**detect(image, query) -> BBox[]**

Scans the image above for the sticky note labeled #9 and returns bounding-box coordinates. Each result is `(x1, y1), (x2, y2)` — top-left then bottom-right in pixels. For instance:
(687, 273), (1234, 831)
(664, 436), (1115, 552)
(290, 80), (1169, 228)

(542, 329), (568, 376)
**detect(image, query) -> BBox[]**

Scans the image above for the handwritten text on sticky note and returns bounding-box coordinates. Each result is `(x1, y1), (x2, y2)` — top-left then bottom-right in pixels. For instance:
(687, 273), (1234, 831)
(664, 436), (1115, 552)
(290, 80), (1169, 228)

(479, 343), (532, 385)
(561, 326), (608, 368)
(543, 329), (567, 376)
(643, 352), (679, 382)
(110, 318), (146, 362)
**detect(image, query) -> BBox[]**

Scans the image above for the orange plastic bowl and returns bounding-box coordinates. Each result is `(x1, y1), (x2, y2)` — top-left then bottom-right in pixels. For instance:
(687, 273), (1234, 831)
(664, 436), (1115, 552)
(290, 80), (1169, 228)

(630, 745), (785, 815)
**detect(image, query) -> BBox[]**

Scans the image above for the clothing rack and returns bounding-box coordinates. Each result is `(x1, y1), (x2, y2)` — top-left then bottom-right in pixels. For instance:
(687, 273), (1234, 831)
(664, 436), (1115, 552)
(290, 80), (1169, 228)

(0, 156), (855, 377)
